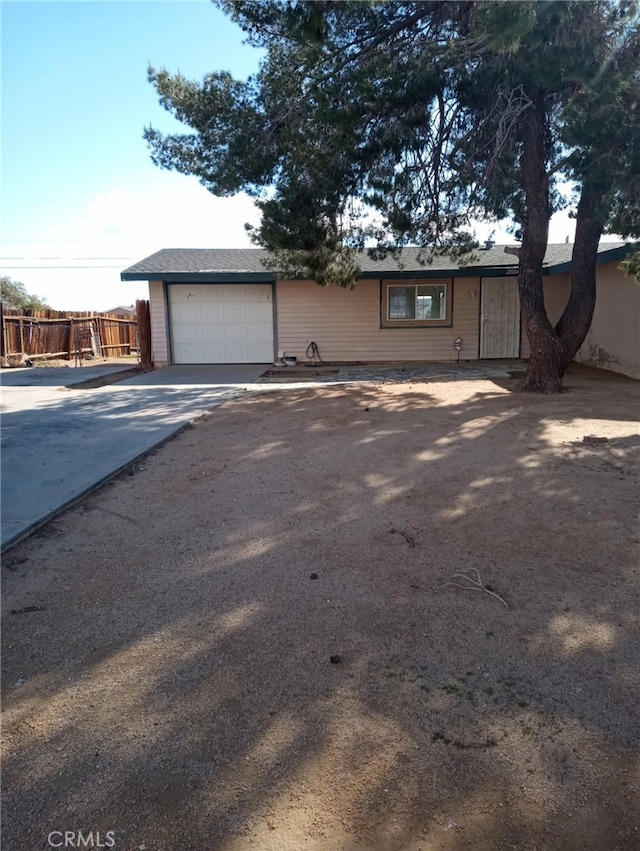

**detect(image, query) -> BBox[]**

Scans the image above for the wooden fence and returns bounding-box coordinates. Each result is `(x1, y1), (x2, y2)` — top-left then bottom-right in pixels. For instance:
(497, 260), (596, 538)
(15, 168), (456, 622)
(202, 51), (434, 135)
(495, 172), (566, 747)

(0, 303), (150, 365)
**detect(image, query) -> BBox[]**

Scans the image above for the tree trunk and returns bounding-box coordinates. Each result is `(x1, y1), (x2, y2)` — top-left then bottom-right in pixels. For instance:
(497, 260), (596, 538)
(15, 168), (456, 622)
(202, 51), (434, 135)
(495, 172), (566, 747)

(518, 92), (564, 393)
(555, 186), (604, 376)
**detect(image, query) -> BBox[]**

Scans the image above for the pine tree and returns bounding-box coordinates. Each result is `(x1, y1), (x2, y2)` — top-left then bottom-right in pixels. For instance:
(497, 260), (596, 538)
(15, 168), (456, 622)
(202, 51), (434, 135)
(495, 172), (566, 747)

(146, 0), (640, 391)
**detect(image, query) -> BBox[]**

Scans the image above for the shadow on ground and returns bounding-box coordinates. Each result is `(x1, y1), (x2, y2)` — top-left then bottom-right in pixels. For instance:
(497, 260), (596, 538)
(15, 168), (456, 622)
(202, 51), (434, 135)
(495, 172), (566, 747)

(2, 369), (639, 850)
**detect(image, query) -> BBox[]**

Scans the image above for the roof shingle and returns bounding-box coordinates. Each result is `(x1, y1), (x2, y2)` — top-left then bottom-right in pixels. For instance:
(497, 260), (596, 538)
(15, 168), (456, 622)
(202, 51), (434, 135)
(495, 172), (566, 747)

(121, 243), (628, 280)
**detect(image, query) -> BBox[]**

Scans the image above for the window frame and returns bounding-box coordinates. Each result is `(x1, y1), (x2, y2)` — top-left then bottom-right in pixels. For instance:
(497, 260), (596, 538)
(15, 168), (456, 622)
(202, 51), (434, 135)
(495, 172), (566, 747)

(380, 279), (453, 328)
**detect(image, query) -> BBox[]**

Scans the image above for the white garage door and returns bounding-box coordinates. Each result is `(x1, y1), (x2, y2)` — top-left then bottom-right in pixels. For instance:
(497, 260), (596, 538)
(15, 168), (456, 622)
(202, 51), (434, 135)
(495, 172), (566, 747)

(169, 284), (274, 364)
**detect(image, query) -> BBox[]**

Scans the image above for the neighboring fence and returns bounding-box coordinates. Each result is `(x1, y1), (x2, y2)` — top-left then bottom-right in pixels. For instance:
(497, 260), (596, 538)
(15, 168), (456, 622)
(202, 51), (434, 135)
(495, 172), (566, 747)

(0, 303), (151, 366)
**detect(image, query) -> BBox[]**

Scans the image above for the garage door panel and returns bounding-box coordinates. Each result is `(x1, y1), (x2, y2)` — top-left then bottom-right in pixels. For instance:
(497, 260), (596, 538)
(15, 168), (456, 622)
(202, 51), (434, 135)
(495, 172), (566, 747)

(222, 305), (247, 322)
(247, 343), (272, 360)
(202, 344), (226, 361)
(220, 322), (248, 340)
(243, 289), (271, 302)
(169, 284), (274, 364)
(245, 302), (273, 321)
(249, 325), (274, 343)
(173, 322), (205, 342)
(171, 288), (201, 303)
(225, 343), (271, 361)
(224, 343), (250, 360)
(174, 343), (206, 362)
(172, 303), (202, 322)
(198, 288), (225, 302)
(199, 304), (225, 322)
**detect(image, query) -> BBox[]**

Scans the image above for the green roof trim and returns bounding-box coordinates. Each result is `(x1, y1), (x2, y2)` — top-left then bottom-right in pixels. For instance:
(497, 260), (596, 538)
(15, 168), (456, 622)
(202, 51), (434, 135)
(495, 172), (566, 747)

(544, 243), (632, 275)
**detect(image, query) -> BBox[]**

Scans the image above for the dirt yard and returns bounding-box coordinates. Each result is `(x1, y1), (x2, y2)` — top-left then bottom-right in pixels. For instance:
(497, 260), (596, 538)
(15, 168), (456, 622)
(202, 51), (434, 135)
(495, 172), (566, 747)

(2, 368), (639, 851)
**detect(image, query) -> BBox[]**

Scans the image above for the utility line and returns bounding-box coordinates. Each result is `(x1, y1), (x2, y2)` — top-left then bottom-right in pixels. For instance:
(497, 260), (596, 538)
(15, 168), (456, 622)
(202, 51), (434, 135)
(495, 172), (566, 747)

(0, 257), (134, 261)
(1, 265), (129, 270)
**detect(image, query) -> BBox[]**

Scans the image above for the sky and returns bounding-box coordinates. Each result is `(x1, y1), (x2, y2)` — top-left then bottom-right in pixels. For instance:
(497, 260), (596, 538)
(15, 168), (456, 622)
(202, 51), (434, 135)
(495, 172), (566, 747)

(2, 0), (583, 311)
(1, 0), (262, 310)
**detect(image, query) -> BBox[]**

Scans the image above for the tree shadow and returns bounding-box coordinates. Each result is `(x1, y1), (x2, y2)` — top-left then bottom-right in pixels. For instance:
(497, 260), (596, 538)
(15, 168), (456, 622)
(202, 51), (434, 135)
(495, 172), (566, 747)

(2, 371), (639, 850)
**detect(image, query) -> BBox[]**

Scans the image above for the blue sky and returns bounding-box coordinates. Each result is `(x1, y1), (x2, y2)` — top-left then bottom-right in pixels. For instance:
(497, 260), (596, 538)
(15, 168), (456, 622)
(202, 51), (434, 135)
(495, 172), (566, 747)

(2, 1), (581, 311)
(2, 0), (262, 309)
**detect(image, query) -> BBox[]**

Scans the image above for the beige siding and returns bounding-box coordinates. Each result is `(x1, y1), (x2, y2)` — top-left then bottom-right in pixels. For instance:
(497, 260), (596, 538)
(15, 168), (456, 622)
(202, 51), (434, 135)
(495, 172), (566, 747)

(149, 280), (169, 366)
(276, 278), (480, 362)
(575, 263), (640, 378)
(520, 274), (571, 359)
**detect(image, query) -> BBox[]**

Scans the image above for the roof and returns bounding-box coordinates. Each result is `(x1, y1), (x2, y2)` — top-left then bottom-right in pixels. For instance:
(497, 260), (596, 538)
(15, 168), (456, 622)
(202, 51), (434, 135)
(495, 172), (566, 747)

(105, 305), (136, 315)
(120, 243), (630, 282)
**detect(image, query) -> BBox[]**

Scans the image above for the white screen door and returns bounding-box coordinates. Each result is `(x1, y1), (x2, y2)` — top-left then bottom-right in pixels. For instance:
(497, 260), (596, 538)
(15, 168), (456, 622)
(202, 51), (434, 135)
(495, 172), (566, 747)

(480, 277), (520, 358)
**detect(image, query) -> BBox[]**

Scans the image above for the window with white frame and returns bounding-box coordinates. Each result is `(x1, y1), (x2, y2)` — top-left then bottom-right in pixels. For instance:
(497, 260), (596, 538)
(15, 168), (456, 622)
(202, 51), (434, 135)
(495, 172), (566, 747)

(381, 280), (452, 327)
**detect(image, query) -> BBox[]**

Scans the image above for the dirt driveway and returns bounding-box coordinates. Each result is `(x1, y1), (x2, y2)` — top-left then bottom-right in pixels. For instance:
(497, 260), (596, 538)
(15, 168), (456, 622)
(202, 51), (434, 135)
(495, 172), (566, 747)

(2, 367), (639, 851)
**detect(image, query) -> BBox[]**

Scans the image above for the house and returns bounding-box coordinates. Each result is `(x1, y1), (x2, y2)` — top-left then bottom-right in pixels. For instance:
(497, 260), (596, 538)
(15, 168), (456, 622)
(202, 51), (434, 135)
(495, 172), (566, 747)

(120, 243), (639, 378)
(104, 305), (136, 317)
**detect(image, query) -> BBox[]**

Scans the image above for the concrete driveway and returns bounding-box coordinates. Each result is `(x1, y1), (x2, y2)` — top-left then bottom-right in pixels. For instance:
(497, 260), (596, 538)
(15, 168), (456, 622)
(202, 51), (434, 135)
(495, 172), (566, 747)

(0, 364), (267, 549)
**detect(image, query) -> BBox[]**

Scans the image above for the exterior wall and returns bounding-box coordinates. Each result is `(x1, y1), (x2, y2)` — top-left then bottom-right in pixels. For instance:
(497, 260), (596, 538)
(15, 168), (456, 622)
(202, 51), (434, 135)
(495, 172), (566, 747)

(148, 265), (637, 374)
(275, 278), (481, 362)
(520, 274), (571, 359)
(149, 280), (169, 366)
(575, 263), (640, 379)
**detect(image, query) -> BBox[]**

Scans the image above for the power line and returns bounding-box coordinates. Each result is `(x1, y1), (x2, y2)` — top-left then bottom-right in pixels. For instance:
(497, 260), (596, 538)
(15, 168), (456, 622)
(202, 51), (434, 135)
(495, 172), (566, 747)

(0, 257), (134, 261)
(0, 239), (132, 244)
(1, 265), (129, 270)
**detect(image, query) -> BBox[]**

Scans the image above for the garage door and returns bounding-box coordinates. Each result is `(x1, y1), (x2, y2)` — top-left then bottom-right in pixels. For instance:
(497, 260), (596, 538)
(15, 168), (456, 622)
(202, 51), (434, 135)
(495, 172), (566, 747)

(169, 284), (274, 364)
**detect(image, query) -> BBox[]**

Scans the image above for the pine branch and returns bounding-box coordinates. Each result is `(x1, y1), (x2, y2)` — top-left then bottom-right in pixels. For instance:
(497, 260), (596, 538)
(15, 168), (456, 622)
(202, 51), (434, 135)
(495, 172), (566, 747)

(439, 568), (509, 608)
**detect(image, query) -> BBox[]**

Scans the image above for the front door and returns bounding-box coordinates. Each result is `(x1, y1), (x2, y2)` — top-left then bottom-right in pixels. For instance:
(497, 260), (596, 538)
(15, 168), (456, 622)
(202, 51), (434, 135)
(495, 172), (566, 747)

(480, 277), (520, 358)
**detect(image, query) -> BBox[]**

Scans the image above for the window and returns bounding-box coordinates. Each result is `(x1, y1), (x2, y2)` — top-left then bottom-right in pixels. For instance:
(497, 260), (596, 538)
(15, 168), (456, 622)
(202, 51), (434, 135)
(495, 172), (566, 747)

(382, 280), (452, 327)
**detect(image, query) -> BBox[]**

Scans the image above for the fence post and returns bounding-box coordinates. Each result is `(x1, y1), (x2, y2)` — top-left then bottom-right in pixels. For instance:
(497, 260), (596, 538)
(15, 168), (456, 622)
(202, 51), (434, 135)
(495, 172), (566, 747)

(89, 321), (102, 358)
(97, 316), (104, 356)
(136, 299), (152, 369)
(0, 301), (4, 360)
